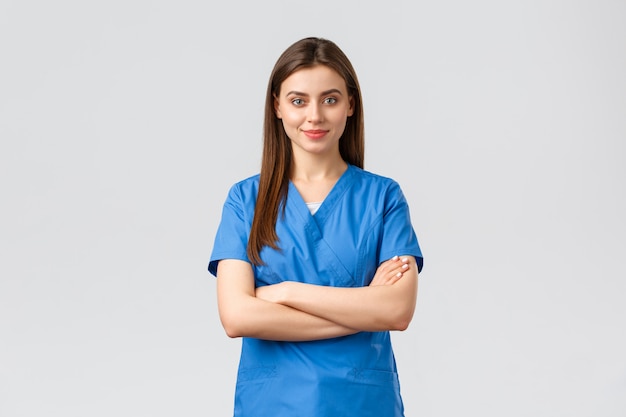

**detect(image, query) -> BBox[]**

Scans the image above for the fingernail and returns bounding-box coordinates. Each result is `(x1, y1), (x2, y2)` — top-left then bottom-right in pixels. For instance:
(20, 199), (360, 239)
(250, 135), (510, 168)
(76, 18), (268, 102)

(402, 264), (409, 269)
(401, 257), (408, 263)
(396, 272), (402, 277)
(392, 255), (399, 261)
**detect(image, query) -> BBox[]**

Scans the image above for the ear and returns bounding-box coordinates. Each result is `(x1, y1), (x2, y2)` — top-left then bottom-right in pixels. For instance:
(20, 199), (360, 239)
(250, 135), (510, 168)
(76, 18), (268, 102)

(347, 96), (355, 117)
(273, 94), (282, 119)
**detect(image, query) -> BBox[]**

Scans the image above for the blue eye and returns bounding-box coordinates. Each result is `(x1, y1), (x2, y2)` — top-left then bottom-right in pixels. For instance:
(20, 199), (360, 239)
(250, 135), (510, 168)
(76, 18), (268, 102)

(323, 97), (337, 105)
(291, 98), (304, 106)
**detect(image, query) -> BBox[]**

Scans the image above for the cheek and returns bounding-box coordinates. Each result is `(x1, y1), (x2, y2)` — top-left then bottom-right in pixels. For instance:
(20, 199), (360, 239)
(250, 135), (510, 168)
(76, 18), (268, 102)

(278, 116), (298, 137)
(281, 112), (302, 127)
(330, 111), (350, 126)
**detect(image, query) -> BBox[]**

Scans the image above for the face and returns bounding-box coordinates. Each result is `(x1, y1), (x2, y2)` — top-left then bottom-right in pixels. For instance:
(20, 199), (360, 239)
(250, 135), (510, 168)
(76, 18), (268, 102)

(274, 65), (354, 160)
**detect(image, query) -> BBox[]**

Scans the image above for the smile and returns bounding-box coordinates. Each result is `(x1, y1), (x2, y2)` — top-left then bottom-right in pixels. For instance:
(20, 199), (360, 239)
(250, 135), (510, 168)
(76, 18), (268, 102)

(303, 130), (329, 139)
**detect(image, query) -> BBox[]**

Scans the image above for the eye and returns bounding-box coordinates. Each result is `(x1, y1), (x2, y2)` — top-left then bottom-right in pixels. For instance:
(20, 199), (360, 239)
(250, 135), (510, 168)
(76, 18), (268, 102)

(291, 98), (305, 106)
(323, 97), (337, 105)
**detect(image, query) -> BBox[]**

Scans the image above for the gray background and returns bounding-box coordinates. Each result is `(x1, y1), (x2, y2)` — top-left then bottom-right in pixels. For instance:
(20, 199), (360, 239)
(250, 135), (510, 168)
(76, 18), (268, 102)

(1, 1), (625, 416)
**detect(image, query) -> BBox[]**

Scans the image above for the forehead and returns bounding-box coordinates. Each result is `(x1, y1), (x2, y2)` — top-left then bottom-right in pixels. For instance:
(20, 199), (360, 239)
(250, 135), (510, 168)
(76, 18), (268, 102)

(279, 65), (347, 95)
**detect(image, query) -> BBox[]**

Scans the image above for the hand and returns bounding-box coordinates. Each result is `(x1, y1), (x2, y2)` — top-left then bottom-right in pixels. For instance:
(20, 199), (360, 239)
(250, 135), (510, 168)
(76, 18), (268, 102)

(369, 256), (410, 286)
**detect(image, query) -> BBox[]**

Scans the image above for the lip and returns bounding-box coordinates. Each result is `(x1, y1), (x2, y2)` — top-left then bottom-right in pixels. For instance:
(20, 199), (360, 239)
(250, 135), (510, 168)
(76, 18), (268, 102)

(303, 129), (329, 139)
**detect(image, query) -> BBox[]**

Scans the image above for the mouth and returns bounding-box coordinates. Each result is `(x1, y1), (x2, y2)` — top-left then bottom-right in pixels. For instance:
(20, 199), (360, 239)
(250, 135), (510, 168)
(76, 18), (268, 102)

(303, 129), (329, 139)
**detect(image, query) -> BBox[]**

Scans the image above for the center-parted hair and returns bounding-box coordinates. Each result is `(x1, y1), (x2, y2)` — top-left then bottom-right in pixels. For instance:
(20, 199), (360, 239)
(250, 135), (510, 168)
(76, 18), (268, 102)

(247, 37), (365, 265)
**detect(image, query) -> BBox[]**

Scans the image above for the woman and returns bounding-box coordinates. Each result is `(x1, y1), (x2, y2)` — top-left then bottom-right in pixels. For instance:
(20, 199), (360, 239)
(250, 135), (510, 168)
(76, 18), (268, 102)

(208, 37), (423, 417)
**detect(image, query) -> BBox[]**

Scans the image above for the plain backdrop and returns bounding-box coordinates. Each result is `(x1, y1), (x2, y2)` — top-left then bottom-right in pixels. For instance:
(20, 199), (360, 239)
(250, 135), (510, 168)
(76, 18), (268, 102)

(1, 1), (625, 416)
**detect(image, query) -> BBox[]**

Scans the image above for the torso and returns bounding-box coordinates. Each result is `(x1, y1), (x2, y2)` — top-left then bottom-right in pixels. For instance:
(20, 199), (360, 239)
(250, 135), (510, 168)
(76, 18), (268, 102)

(210, 164), (422, 417)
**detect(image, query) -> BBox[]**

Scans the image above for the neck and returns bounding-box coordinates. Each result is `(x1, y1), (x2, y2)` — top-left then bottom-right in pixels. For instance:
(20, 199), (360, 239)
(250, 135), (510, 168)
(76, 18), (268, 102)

(290, 151), (347, 182)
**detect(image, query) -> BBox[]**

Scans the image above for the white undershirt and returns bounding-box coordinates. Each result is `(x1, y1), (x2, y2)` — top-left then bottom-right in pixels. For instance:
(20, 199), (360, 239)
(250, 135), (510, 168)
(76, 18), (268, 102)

(306, 201), (323, 215)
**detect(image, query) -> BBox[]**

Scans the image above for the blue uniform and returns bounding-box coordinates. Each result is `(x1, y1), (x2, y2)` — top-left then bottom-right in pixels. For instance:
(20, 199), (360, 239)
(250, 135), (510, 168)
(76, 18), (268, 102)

(209, 164), (423, 417)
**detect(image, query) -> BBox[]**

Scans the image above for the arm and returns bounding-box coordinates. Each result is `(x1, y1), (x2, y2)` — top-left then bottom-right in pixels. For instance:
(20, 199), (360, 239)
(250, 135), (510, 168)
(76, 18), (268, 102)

(216, 256), (413, 340)
(256, 255), (419, 332)
(216, 259), (358, 341)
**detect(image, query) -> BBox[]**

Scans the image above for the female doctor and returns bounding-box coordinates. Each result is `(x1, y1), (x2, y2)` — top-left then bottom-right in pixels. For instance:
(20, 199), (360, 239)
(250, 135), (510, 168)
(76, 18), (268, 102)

(208, 37), (423, 417)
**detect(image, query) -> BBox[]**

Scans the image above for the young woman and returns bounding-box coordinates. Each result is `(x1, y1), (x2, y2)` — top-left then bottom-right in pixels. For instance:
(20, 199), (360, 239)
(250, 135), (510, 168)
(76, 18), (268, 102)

(208, 37), (423, 417)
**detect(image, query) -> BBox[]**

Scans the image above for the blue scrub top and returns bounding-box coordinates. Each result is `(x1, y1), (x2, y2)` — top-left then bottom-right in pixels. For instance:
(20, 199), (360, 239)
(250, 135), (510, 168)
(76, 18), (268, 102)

(209, 165), (423, 417)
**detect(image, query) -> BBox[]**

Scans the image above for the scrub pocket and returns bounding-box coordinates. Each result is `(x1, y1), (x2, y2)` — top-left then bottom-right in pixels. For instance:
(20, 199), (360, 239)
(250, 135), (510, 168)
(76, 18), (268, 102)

(234, 367), (278, 417)
(346, 368), (404, 417)
(237, 366), (277, 382)
(348, 368), (400, 387)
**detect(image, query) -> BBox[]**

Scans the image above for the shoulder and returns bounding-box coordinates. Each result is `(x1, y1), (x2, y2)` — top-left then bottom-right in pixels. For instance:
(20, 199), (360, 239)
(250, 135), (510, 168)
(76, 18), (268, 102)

(225, 174), (260, 201)
(349, 165), (403, 194)
(219, 174), (261, 218)
(348, 166), (410, 215)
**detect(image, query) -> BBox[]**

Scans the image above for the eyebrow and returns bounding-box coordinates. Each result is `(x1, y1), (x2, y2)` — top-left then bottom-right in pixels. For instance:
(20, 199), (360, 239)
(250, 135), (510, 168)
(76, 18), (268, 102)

(285, 88), (344, 97)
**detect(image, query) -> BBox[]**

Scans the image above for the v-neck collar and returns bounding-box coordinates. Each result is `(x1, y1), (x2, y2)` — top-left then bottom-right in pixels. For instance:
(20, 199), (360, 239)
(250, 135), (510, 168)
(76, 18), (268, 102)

(287, 164), (356, 224)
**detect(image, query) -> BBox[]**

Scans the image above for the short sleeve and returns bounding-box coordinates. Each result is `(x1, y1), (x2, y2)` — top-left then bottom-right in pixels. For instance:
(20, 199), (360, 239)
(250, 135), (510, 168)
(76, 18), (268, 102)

(378, 181), (423, 273)
(208, 184), (252, 277)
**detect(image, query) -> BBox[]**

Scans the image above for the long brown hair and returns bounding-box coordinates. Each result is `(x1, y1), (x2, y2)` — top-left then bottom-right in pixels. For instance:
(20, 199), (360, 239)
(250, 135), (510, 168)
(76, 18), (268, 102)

(247, 37), (365, 265)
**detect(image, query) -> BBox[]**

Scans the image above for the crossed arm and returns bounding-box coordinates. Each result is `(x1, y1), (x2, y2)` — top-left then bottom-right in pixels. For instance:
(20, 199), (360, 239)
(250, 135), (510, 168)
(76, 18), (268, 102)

(216, 256), (418, 341)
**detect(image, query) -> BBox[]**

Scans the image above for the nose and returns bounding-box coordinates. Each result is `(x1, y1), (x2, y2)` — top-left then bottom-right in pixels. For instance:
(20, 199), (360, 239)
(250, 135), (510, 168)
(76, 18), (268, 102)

(307, 102), (323, 123)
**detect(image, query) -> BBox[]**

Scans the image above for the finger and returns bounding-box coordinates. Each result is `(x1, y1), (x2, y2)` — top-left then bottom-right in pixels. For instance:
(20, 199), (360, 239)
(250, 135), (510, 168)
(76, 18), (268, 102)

(371, 269), (395, 286)
(380, 255), (399, 270)
(386, 263), (409, 284)
(388, 262), (409, 276)
(382, 255), (404, 270)
(384, 271), (403, 285)
(371, 256), (410, 286)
